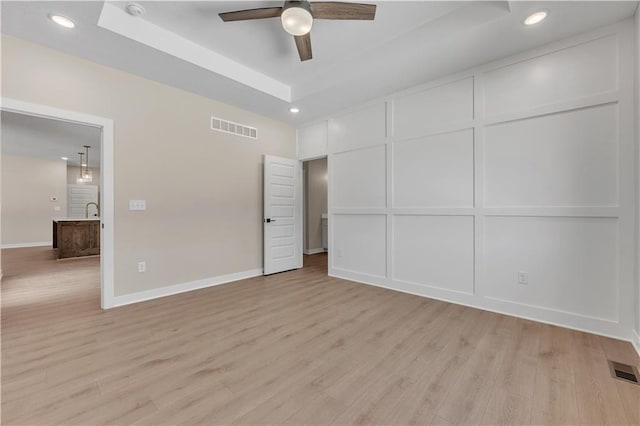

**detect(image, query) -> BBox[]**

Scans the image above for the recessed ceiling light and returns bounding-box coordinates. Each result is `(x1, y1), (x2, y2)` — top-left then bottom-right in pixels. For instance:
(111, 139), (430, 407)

(126, 3), (146, 17)
(49, 14), (75, 29)
(524, 10), (548, 26)
(61, 157), (69, 161)
(289, 107), (300, 113)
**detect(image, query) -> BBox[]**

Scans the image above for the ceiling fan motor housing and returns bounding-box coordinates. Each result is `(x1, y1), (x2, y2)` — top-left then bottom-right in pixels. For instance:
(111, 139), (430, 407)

(283, 1), (313, 14)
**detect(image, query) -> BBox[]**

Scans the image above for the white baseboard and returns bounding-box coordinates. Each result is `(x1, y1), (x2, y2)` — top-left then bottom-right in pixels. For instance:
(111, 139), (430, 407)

(329, 268), (632, 345)
(1, 241), (52, 249)
(304, 248), (327, 255)
(632, 329), (640, 358)
(108, 268), (263, 308)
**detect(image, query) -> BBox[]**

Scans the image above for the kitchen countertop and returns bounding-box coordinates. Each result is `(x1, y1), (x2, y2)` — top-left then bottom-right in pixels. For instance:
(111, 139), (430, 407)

(52, 217), (100, 222)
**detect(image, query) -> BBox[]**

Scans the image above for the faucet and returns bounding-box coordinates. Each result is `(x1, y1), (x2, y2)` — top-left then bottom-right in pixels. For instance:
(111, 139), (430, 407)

(85, 202), (100, 218)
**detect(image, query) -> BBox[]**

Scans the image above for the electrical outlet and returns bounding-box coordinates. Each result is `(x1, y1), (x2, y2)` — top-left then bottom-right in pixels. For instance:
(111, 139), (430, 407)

(53, 206), (61, 211)
(518, 271), (528, 285)
(337, 248), (344, 258)
(138, 261), (146, 273)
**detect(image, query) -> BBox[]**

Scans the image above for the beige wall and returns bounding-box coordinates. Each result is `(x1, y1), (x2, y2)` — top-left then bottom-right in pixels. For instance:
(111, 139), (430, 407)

(304, 158), (327, 251)
(1, 36), (295, 296)
(1, 155), (67, 245)
(67, 166), (101, 189)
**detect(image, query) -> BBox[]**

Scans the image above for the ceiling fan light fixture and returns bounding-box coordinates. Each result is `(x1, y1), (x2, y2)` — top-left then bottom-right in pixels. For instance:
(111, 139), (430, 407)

(281, 1), (313, 36)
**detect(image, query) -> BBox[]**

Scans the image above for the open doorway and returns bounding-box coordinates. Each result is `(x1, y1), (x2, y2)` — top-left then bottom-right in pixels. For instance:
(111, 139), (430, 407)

(302, 157), (328, 271)
(0, 99), (114, 308)
(1, 111), (102, 308)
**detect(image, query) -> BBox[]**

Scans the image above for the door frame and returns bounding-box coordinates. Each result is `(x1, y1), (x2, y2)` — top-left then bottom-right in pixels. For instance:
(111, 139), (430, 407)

(1, 97), (115, 309)
(301, 155), (328, 256)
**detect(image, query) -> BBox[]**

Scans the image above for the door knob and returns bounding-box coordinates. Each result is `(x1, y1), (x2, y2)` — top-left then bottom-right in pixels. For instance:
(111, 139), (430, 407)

(264, 218), (276, 223)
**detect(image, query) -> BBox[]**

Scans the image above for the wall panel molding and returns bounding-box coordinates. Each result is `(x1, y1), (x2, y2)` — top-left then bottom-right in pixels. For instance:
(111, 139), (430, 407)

(316, 19), (636, 342)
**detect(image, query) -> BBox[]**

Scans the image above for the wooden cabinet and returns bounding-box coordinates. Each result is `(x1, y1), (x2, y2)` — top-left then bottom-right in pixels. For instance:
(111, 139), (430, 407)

(53, 220), (100, 259)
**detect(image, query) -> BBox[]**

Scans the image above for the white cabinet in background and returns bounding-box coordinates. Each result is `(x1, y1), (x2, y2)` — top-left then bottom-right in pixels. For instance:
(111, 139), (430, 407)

(67, 184), (98, 218)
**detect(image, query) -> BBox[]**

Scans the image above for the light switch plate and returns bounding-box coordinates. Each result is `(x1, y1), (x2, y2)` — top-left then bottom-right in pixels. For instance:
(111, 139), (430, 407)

(129, 200), (146, 211)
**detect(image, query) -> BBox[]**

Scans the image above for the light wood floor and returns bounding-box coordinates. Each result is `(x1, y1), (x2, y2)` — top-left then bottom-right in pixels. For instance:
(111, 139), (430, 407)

(2, 247), (639, 425)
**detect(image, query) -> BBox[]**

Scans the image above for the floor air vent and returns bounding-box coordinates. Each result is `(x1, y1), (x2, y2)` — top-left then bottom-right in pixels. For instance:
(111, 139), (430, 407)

(211, 116), (258, 139)
(608, 360), (639, 385)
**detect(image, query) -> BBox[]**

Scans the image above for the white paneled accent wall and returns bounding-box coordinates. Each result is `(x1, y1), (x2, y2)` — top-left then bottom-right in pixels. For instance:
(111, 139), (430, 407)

(483, 216), (619, 321)
(298, 20), (636, 342)
(393, 129), (474, 208)
(393, 215), (474, 295)
(296, 121), (328, 160)
(483, 105), (619, 208)
(331, 103), (387, 152)
(333, 146), (387, 209)
(481, 35), (618, 119)
(333, 214), (387, 278)
(394, 77), (474, 140)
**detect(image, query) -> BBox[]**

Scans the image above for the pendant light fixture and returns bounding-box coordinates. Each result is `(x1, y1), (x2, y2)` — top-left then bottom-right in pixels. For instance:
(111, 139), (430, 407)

(82, 145), (93, 183)
(77, 152), (85, 184)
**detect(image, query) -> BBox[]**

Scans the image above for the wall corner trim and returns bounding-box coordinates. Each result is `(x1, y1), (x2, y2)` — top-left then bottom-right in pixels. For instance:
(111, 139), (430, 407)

(632, 329), (640, 358)
(106, 268), (263, 308)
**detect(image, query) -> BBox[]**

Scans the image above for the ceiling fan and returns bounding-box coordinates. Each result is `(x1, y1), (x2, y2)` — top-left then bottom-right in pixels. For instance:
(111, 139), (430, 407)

(219, 1), (377, 61)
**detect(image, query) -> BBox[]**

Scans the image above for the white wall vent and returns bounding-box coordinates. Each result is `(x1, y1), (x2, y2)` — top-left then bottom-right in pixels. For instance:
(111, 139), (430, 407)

(211, 116), (258, 139)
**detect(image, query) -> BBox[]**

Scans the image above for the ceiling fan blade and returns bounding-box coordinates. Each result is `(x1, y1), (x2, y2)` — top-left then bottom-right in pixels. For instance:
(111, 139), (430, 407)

(219, 7), (283, 22)
(295, 33), (312, 61)
(310, 2), (376, 20)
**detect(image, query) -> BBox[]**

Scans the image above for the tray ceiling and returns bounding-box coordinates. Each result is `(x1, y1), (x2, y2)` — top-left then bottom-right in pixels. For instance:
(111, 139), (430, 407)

(1, 1), (637, 124)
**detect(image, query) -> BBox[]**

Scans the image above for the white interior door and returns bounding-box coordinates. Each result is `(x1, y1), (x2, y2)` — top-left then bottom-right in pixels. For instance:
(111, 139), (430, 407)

(263, 155), (302, 275)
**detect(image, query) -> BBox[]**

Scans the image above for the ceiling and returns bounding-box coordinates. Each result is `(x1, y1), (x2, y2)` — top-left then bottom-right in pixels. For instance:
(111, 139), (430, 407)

(1, 111), (102, 167)
(1, 1), (637, 125)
